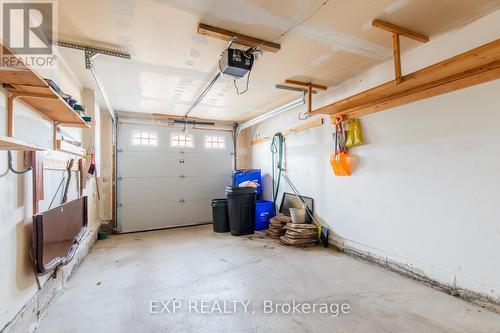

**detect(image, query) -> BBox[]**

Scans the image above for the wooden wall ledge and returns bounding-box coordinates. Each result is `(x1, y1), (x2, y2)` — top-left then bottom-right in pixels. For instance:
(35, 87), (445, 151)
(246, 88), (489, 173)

(251, 118), (323, 145)
(309, 39), (500, 118)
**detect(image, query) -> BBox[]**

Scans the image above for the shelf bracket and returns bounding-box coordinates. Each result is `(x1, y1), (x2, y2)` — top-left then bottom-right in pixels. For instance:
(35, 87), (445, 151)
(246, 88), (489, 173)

(372, 19), (429, 84)
(56, 41), (131, 69)
(53, 121), (59, 150)
(283, 79), (327, 118)
(392, 33), (402, 84)
(7, 92), (59, 137)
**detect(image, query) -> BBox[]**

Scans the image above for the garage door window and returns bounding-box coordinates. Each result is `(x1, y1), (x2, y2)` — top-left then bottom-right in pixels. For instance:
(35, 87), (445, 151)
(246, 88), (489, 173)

(170, 133), (194, 148)
(132, 131), (158, 146)
(205, 135), (225, 149)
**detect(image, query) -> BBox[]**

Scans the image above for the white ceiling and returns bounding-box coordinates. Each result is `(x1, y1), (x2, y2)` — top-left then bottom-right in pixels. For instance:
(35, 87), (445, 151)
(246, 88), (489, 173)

(57, 0), (500, 121)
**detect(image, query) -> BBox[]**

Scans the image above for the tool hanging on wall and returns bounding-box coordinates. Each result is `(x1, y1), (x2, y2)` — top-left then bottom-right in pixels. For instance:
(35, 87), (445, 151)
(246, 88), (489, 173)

(61, 159), (74, 204)
(87, 147), (95, 175)
(345, 118), (364, 148)
(94, 171), (100, 200)
(330, 117), (351, 176)
(78, 158), (85, 197)
(56, 127), (82, 147)
(48, 176), (66, 209)
(86, 147), (100, 200)
(330, 132), (341, 176)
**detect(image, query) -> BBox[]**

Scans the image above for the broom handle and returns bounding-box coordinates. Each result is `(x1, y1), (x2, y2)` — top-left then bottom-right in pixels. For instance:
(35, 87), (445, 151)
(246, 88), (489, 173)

(94, 171), (101, 200)
(280, 170), (321, 227)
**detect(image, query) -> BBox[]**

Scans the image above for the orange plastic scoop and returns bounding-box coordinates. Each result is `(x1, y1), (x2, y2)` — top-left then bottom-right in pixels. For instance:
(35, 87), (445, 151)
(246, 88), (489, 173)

(331, 117), (351, 176)
(330, 133), (341, 175)
(336, 151), (351, 176)
(330, 153), (342, 176)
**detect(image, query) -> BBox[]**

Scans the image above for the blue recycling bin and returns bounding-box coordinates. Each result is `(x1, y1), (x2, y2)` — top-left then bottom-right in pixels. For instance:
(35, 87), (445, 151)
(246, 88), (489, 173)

(233, 169), (262, 195)
(255, 200), (275, 231)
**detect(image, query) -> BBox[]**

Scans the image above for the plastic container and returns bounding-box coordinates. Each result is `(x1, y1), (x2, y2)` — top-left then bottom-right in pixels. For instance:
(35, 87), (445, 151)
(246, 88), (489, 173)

(211, 199), (230, 233)
(44, 79), (62, 94)
(73, 104), (85, 112)
(225, 186), (256, 236)
(255, 200), (275, 231)
(289, 208), (306, 224)
(233, 169), (262, 195)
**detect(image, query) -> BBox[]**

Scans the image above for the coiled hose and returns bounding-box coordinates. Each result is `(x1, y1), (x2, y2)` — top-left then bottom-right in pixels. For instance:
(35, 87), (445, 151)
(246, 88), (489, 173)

(271, 132), (284, 208)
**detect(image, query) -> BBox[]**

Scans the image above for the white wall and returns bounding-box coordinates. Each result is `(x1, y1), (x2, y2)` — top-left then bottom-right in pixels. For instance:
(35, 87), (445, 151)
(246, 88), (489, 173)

(248, 10), (500, 301)
(0, 60), (104, 330)
(99, 111), (114, 221)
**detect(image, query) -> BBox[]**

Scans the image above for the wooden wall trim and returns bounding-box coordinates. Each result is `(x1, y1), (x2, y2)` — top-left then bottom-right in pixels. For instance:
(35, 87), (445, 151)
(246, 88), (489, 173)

(251, 118), (324, 145)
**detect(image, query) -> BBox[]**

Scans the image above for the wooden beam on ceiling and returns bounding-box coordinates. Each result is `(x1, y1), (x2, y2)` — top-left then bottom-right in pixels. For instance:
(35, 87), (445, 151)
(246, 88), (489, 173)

(373, 20), (428, 84)
(282, 79), (327, 114)
(309, 38), (500, 118)
(197, 23), (281, 53)
(372, 19), (429, 43)
(284, 79), (327, 91)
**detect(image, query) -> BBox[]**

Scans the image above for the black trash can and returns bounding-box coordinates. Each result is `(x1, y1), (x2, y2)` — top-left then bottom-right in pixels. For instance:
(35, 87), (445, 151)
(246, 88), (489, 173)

(225, 186), (256, 236)
(211, 199), (230, 233)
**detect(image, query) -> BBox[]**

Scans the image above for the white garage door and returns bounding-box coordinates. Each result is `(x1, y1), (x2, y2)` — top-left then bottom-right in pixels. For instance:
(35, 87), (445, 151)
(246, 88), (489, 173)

(116, 121), (233, 233)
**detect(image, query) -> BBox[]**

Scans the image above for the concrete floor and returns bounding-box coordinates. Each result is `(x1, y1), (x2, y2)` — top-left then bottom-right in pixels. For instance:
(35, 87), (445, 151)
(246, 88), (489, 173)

(36, 225), (500, 333)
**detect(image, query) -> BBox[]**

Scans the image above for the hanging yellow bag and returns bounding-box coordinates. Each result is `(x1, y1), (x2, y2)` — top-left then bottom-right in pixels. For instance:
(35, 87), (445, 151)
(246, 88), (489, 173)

(345, 118), (363, 148)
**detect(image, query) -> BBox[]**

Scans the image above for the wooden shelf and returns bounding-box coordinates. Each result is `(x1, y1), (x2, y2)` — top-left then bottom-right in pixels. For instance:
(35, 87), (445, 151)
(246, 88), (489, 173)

(55, 139), (86, 156)
(0, 43), (90, 128)
(0, 65), (47, 86)
(310, 38), (500, 118)
(3, 83), (90, 127)
(0, 136), (44, 151)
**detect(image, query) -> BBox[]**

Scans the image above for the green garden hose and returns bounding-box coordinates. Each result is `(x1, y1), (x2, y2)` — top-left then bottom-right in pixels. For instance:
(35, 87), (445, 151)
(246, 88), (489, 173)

(271, 132), (285, 208)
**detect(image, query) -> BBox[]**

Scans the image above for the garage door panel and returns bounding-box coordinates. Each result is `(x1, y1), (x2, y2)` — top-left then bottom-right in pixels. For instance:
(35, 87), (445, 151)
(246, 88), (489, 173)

(119, 202), (185, 232)
(119, 199), (212, 232)
(119, 176), (230, 204)
(178, 176), (231, 200)
(118, 151), (185, 178)
(119, 178), (182, 203)
(117, 122), (233, 233)
(180, 200), (213, 223)
(182, 152), (233, 176)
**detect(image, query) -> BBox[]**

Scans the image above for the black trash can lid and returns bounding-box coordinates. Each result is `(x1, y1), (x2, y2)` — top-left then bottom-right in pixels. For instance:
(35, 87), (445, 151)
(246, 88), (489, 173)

(212, 198), (227, 206)
(225, 186), (257, 194)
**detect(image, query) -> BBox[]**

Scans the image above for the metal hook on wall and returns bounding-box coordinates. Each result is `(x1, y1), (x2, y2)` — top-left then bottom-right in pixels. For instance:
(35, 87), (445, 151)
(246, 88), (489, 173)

(297, 112), (309, 120)
(8, 151), (32, 175)
(297, 90), (309, 120)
